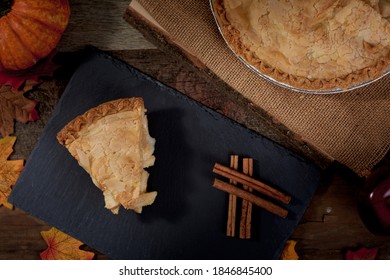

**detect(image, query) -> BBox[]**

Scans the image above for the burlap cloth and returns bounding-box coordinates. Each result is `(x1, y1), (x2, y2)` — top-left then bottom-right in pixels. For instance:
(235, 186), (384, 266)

(136, 0), (390, 177)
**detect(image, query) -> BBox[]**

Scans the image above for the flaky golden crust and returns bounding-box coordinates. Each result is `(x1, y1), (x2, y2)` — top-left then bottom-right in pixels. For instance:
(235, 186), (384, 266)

(57, 98), (145, 146)
(213, 0), (390, 91)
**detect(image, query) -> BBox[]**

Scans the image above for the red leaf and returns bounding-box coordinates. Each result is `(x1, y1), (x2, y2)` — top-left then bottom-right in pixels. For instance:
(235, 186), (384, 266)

(0, 86), (40, 137)
(345, 247), (379, 260)
(0, 51), (59, 91)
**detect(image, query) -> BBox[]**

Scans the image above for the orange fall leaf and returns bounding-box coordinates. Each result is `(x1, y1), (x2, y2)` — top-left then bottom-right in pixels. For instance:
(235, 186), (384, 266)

(280, 240), (299, 260)
(40, 227), (95, 260)
(0, 136), (24, 209)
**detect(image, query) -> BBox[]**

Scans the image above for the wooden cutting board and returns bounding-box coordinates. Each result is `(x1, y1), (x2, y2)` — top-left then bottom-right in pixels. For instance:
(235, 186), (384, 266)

(9, 50), (321, 260)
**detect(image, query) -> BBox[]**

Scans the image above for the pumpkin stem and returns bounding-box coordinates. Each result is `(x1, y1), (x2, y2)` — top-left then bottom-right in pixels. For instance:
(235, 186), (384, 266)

(0, 0), (13, 17)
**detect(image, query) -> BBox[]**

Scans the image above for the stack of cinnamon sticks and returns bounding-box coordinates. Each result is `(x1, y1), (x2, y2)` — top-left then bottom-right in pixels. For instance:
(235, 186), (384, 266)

(212, 155), (291, 239)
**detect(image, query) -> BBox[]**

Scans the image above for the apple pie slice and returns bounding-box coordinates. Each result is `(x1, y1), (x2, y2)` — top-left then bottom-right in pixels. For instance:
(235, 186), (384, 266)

(57, 98), (157, 214)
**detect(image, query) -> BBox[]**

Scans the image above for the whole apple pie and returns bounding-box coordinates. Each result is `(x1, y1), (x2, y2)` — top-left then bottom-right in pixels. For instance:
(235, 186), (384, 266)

(212, 0), (390, 91)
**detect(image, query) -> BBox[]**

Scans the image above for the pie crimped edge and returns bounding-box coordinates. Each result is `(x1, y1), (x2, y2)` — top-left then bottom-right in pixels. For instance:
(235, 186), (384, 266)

(57, 98), (145, 146)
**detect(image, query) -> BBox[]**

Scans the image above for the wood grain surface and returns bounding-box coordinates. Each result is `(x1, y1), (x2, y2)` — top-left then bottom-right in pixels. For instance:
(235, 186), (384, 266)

(1, 0), (389, 260)
(57, 0), (154, 51)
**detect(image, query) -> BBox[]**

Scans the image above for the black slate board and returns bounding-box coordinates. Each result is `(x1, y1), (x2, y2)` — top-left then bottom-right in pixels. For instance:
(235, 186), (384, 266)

(9, 50), (321, 260)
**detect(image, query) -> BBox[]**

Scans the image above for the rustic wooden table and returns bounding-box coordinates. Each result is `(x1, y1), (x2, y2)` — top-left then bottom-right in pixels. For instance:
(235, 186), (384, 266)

(1, 0), (389, 260)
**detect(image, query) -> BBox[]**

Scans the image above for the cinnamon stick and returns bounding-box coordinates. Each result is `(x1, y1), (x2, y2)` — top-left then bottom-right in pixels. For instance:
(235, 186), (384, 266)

(213, 163), (291, 205)
(226, 155), (238, 237)
(245, 159), (253, 239)
(213, 178), (288, 218)
(227, 191), (233, 237)
(239, 158), (253, 239)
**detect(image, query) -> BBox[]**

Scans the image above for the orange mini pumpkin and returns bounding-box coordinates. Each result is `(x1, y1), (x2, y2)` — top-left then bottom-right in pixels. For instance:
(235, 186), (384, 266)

(0, 0), (70, 71)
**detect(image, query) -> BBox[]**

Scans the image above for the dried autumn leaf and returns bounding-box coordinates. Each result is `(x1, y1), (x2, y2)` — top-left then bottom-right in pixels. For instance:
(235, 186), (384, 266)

(346, 247), (379, 260)
(0, 136), (24, 209)
(0, 85), (40, 137)
(280, 240), (299, 260)
(0, 51), (59, 91)
(40, 227), (95, 260)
